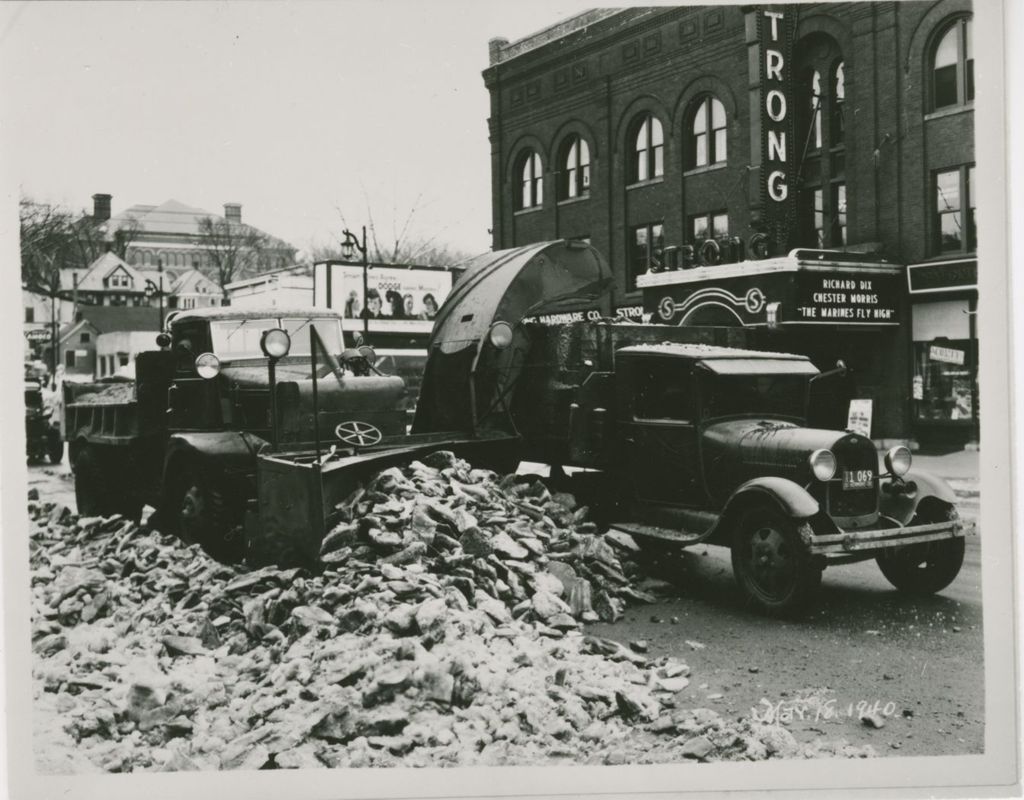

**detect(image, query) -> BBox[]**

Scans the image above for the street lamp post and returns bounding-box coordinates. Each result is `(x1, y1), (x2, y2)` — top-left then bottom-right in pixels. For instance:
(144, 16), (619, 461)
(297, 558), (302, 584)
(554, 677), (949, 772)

(340, 226), (369, 338)
(145, 261), (166, 332)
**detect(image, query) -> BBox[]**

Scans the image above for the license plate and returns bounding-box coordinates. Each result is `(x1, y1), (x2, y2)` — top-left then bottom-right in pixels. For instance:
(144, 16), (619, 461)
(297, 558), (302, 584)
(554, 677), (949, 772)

(842, 469), (874, 490)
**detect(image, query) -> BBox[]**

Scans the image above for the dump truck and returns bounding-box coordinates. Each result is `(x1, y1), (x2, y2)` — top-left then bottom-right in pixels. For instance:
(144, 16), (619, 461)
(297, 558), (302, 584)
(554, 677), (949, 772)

(240, 240), (965, 613)
(63, 306), (420, 560)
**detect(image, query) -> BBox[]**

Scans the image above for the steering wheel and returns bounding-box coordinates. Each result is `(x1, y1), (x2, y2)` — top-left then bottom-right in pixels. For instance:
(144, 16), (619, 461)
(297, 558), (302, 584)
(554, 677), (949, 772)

(334, 420), (383, 448)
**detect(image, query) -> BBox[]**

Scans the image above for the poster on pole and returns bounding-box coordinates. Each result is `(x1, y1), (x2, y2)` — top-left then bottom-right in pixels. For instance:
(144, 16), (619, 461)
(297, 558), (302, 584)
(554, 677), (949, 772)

(313, 261), (454, 334)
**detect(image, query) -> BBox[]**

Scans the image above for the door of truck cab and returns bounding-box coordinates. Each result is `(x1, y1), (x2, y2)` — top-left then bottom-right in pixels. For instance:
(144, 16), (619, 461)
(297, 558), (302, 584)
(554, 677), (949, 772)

(617, 354), (704, 506)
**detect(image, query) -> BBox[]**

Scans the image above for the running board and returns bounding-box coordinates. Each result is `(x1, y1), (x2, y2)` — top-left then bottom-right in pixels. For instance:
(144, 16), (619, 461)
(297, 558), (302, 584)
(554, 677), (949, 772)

(608, 521), (707, 546)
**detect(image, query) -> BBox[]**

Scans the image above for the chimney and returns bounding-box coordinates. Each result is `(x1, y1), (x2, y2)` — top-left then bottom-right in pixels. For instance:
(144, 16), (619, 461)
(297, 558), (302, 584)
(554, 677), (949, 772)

(92, 193), (112, 222)
(224, 203), (242, 224)
(488, 37), (509, 66)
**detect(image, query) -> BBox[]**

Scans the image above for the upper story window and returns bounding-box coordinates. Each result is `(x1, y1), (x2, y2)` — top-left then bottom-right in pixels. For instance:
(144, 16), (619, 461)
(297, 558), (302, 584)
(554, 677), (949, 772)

(935, 165), (976, 254)
(932, 17), (973, 111)
(687, 95), (726, 169)
(630, 114), (664, 183)
(515, 150), (543, 210)
(830, 63), (845, 145)
(558, 136), (591, 200)
(808, 70), (823, 150)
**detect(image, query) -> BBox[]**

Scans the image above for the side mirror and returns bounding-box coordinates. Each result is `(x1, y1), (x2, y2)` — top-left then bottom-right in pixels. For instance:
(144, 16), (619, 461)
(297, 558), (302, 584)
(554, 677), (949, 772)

(836, 359), (848, 375)
(156, 333), (172, 348)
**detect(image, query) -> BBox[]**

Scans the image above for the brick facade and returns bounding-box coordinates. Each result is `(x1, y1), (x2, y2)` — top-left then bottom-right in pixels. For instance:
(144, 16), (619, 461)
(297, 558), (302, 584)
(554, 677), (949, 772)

(484, 2), (977, 448)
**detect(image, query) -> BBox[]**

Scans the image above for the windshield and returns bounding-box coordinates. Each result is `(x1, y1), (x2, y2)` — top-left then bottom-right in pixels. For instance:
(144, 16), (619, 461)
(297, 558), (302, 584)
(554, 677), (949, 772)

(208, 317), (345, 360)
(702, 373), (809, 420)
(281, 318), (345, 356)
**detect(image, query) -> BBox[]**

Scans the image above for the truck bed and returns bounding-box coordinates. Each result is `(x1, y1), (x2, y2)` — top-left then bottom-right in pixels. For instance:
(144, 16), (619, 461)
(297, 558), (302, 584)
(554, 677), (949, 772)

(63, 380), (146, 443)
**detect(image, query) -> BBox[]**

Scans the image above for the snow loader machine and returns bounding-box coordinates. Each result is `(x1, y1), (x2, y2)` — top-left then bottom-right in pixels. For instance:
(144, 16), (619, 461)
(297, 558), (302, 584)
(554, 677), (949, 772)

(246, 240), (965, 613)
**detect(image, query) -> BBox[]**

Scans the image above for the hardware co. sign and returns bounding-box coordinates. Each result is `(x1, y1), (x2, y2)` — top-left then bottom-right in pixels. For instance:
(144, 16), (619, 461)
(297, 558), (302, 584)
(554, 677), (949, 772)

(759, 6), (796, 247)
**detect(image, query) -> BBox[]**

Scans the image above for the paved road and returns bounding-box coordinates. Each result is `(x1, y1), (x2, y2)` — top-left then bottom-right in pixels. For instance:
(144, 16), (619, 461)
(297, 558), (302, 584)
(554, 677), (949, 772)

(27, 459), (982, 758)
(588, 490), (983, 758)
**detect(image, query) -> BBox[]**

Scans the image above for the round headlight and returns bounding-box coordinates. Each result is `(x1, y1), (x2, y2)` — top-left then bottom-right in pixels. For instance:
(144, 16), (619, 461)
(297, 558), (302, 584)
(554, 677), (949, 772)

(885, 445), (912, 476)
(260, 328), (291, 359)
(195, 352), (221, 380)
(809, 448), (837, 481)
(488, 321), (513, 349)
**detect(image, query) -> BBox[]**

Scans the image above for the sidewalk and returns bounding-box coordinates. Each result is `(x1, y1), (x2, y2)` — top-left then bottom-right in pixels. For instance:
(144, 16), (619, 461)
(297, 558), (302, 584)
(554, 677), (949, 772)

(911, 448), (979, 482)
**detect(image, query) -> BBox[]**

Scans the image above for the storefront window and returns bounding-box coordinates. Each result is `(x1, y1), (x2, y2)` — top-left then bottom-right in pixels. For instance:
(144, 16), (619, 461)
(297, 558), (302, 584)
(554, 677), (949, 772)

(914, 339), (977, 421)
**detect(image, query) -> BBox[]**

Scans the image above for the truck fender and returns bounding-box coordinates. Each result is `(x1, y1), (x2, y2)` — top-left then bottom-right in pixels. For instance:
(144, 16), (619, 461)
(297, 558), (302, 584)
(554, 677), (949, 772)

(879, 469), (957, 526)
(158, 431), (269, 515)
(714, 477), (820, 544)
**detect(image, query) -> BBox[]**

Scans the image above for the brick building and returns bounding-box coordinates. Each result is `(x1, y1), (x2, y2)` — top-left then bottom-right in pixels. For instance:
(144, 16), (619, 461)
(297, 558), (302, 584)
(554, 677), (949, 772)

(483, 2), (977, 450)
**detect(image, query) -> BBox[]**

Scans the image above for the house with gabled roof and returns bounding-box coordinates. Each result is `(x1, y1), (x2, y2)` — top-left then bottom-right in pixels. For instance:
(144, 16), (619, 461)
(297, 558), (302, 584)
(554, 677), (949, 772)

(57, 305), (162, 379)
(58, 251), (221, 311)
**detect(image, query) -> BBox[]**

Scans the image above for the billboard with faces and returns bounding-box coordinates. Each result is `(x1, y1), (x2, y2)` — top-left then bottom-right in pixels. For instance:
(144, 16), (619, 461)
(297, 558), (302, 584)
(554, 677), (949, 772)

(313, 262), (454, 334)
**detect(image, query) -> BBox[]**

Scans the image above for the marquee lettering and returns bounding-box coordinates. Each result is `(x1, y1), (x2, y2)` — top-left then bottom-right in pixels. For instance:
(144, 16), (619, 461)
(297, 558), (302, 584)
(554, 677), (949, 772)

(760, 8), (792, 224)
(768, 170), (788, 202)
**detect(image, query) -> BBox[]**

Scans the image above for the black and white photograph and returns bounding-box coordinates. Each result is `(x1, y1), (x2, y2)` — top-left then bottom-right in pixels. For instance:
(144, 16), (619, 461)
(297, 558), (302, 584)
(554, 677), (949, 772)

(0, 1), (1018, 798)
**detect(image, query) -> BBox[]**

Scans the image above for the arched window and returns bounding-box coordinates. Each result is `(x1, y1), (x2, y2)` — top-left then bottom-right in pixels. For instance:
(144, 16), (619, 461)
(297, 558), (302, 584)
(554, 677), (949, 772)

(809, 70), (823, 150)
(516, 150), (543, 210)
(796, 35), (846, 249)
(630, 114), (663, 183)
(558, 135), (591, 200)
(932, 17), (973, 110)
(688, 95), (727, 168)
(830, 62), (845, 145)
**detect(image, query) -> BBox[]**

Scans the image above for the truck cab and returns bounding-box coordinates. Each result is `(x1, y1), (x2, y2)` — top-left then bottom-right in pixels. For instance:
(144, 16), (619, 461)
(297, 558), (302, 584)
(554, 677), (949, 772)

(589, 343), (965, 613)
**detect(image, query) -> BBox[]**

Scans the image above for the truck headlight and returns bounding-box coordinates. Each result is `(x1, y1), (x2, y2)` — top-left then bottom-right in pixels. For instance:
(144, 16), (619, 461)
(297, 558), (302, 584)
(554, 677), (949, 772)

(885, 445), (912, 476)
(260, 328), (291, 359)
(488, 321), (513, 349)
(195, 352), (221, 380)
(809, 449), (837, 481)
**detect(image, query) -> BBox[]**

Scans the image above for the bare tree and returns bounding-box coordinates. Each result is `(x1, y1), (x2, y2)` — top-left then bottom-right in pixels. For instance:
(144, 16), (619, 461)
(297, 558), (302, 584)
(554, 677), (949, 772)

(196, 216), (278, 301)
(20, 196), (141, 287)
(320, 196), (477, 268)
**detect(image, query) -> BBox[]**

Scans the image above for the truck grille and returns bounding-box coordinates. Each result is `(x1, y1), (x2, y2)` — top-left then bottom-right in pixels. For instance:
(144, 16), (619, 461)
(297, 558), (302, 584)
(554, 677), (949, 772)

(827, 436), (879, 519)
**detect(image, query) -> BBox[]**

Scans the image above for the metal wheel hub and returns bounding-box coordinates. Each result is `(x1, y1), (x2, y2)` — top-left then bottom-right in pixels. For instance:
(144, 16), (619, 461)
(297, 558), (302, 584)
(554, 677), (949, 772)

(748, 527), (795, 595)
(181, 486), (204, 524)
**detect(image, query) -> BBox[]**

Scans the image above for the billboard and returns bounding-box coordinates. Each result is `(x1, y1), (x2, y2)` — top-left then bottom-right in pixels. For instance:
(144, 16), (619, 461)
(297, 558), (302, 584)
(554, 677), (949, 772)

(313, 262), (454, 334)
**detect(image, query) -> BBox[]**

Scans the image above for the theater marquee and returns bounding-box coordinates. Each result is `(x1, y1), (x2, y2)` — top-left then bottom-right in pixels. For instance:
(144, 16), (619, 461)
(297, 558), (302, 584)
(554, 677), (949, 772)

(637, 251), (902, 328)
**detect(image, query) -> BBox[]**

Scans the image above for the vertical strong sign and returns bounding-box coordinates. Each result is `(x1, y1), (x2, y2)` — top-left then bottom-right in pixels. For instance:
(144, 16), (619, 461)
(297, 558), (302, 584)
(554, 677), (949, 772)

(759, 6), (796, 252)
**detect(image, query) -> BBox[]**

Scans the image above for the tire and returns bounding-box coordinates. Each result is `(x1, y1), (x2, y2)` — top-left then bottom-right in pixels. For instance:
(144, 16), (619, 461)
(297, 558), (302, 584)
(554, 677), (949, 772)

(731, 506), (822, 615)
(74, 447), (116, 517)
(876, 507), (964, 595)
(176, 464), (244, 562)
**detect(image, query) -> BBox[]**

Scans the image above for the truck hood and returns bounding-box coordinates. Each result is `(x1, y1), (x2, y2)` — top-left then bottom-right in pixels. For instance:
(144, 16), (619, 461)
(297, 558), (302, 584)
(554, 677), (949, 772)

(220, 361), (322, 388)
(701, 418), (875, 500)
(218, 361), (408, 446)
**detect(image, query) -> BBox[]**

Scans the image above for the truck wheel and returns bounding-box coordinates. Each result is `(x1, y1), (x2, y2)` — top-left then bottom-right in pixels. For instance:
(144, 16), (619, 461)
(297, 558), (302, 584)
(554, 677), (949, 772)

(876, 508), (964, 595)
(178, 466), (244, 562)
(74, 447), (114, 517)
(731, 507), (822, 615)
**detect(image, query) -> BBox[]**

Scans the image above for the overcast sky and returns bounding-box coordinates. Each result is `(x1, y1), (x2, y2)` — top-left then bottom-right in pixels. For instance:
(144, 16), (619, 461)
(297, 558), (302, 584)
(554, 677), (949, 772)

(0, 1), (600, 259)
